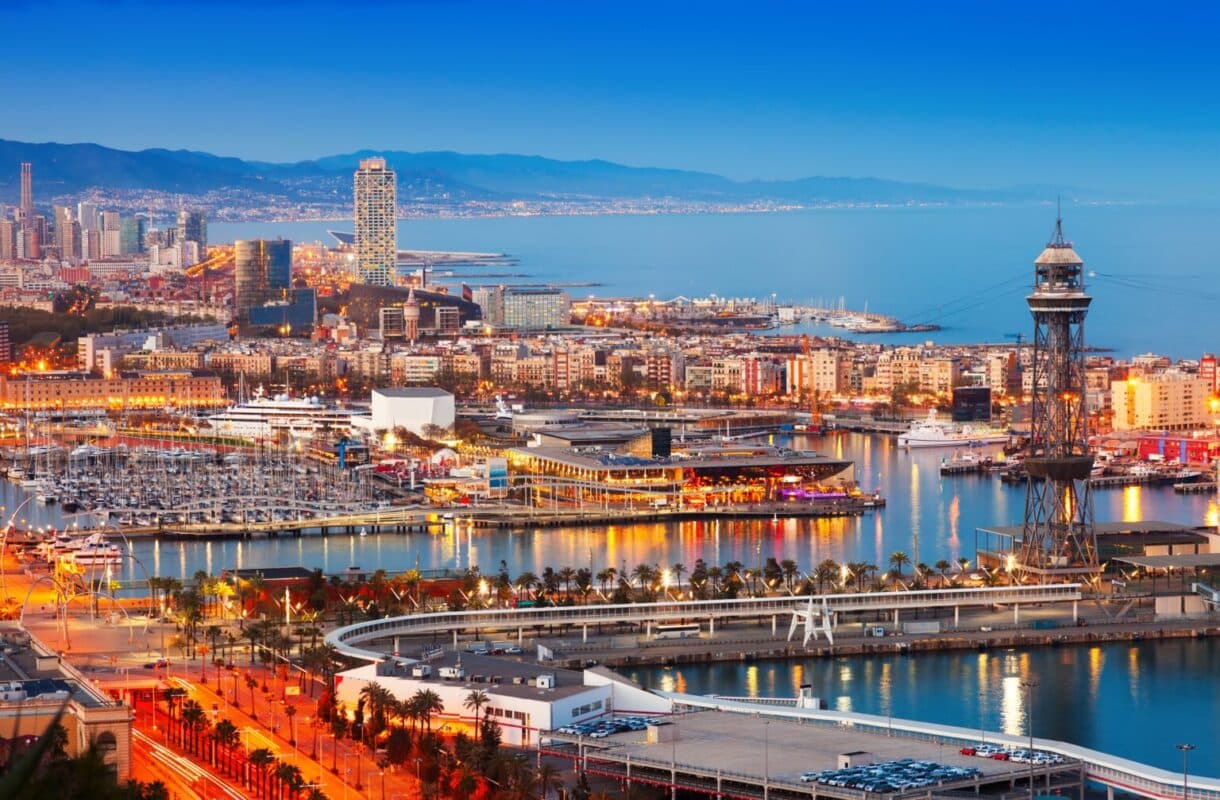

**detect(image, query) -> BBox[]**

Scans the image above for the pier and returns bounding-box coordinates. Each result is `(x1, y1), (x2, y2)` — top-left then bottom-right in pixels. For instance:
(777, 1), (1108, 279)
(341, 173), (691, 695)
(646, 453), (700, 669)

(584, 694), (1220, 800)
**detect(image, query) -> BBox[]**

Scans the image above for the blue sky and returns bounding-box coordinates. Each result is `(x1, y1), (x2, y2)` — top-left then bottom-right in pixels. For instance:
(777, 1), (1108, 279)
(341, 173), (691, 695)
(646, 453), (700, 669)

(5, 0), (1220, 197)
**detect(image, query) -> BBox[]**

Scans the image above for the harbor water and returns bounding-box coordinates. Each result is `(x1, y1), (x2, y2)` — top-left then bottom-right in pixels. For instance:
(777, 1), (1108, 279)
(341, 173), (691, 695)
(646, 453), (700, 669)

(8, 432), (1214, 583)
(624, 637), (1220, 778)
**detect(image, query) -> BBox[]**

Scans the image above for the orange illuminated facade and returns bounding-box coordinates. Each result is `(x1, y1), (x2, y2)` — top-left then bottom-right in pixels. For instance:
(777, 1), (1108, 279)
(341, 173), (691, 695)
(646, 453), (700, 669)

(0, 369), (225, 412)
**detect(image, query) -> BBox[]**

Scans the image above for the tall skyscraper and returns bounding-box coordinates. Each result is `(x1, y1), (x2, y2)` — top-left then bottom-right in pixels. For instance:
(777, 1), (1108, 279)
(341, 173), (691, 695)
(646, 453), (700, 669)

(234, 238), (293, 328)
(119, 216), (146, 255)
(353, 157), (397, 286)
(0, 219), (16, 260)
(0, 321), (10, 364)
(19, 163), (32, 220)
(76, 202), (100, 232)
(177, 208), (207, 256)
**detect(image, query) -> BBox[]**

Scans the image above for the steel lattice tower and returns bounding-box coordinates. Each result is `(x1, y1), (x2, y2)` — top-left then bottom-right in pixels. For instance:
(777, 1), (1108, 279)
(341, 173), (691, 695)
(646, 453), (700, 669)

(1017, 216), (1099, 581)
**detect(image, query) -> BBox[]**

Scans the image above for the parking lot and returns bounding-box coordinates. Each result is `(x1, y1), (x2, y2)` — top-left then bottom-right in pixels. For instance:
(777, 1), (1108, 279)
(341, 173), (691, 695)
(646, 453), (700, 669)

(580, 711), (1072, 796)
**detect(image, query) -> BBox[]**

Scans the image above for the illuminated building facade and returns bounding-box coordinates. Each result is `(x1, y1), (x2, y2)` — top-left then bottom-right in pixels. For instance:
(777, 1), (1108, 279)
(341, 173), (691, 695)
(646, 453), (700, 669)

(0, 370), (225, 413)
(353, 157), (397, 286)
(506, 445), (854, 508)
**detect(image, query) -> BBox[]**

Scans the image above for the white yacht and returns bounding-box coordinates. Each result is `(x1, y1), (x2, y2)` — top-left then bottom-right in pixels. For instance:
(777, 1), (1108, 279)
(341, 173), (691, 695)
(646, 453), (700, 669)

(205, 389), (359, 440)
(65, 533), (123, 567)
(897, 410), (1010, 449)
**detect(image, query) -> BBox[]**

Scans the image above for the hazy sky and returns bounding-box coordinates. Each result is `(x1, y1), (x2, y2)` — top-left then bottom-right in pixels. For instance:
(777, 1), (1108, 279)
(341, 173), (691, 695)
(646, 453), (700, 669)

(6, 0), (1220, 197)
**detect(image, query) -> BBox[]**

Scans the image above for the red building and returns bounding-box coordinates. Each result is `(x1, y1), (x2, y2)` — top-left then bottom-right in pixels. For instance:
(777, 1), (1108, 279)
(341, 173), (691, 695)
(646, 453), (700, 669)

(1136, 435), (1220, 464)
(59, 266), (89, 284)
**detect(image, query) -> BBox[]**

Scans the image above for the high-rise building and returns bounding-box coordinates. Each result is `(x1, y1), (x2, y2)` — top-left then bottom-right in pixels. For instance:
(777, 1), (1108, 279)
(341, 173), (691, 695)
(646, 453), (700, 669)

(119, 216), (146, 255)
(234, 238), (292, 328)
(1200, 353), (1217, 394)
(0, 219), (16, 260)
(0, 320), (10, 364)
(353, 157), (397, 286)
(76, 202), (100, 232)
(177, 208), (207, 257)
(19, 163), (32, 219)
(499, 287), (571, 329)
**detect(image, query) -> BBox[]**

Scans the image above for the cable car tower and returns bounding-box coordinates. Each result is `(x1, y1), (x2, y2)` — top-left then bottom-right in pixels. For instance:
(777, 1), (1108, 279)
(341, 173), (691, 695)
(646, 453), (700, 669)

(1017, 214), (1099, 581)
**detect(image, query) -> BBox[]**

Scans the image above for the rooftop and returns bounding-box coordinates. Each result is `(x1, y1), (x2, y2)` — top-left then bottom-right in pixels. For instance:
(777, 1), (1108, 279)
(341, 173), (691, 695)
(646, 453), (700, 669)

(373, 387), (454, 399)
(510, 445), (851, 472)
(368, 651), (594, 702)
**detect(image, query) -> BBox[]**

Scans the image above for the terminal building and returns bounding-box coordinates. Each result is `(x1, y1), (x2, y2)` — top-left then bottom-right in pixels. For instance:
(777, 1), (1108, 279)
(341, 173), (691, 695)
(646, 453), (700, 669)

(505, 441), (855, 508)
(335, 653), (670, 747)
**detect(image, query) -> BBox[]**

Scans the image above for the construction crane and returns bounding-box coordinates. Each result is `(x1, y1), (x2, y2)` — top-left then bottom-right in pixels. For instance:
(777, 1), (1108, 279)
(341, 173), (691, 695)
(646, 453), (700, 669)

(800, 334), (826, 433)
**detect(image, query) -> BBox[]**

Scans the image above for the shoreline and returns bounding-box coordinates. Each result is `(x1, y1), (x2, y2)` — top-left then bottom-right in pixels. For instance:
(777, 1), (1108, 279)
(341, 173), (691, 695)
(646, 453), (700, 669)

(553, 615), (1220, 670)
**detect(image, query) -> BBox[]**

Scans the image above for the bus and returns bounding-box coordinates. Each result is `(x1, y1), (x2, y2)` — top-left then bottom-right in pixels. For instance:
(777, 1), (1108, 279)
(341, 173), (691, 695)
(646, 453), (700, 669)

(653, 622), (700, 640)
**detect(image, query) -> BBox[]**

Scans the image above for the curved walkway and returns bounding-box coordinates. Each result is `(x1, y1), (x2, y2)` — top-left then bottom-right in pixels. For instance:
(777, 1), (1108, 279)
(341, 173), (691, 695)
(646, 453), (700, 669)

(325, 584), (1083, 662)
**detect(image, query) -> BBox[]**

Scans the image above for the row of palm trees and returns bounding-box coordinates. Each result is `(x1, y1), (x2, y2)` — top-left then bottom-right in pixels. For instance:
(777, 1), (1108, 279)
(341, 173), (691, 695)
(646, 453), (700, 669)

(162, 696), (326, 800)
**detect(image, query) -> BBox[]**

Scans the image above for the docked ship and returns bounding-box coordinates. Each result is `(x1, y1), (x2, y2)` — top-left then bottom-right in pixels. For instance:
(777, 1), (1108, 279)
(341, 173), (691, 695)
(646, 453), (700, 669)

(205, 390), (360, 440)
(64, 533), (123, 567)
(897, 410), (1011, 449)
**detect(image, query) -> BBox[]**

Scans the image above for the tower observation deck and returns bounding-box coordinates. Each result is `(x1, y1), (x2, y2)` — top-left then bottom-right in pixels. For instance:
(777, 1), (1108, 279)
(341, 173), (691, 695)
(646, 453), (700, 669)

(1018, 216), (1099, 580)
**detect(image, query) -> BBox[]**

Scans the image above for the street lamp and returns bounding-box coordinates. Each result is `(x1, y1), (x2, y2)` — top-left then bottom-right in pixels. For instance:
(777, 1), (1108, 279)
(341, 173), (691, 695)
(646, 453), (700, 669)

(1021, 680), (1039, 800)
(763, 720), (770, 800)
(1177, 744), (1196, 800)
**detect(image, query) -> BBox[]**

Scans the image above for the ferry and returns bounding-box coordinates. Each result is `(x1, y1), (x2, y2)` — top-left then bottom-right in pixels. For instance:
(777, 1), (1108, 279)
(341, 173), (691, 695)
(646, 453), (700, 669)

(205, 389), (360, 440)
(897, 410), (1010, 449)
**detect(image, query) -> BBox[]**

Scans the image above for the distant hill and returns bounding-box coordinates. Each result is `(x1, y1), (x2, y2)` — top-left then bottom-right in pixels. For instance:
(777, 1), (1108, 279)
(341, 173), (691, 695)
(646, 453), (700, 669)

(0, 138), (1058, 207)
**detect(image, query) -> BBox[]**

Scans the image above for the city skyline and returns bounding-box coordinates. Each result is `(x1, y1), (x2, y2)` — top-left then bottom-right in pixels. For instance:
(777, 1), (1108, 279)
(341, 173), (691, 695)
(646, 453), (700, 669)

(4, 1), (1220, 201)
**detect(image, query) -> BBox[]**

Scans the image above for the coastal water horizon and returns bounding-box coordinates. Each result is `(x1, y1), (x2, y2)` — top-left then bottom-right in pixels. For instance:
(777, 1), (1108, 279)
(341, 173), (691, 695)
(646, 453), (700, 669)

(214, 203), (1220, 360)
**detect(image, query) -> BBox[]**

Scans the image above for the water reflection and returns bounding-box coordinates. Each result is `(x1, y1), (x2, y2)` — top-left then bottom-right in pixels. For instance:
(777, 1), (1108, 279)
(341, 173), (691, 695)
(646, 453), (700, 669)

(628, 639), (1220, 776)
(5, 431), (1213, 583)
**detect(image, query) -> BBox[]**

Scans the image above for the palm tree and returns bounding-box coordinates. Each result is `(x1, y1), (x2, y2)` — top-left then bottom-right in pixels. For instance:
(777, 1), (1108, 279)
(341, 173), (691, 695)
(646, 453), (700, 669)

(180, 699), (207, 753)
(935, 559), (953, 586)
(248, 747), (275, 798)
(275, 760), (303, 800)
(285, 703), (297, 745)
(780, 559), (799, 592)
(213, 719), (240, 775)
(464, 689), (490, 742)
(359, 682), (394, 741)
(515, 571), (538, 601)
(888, 551), (910, 579)
(413, 689), (443, 732)
(246, 674), (259, 716)
(558, 566), (576, 597)
(537, 761), (562, 799)
(813, 559), (838, 593)
(595, 568), (615, 595)
(670, 562), (686, 593)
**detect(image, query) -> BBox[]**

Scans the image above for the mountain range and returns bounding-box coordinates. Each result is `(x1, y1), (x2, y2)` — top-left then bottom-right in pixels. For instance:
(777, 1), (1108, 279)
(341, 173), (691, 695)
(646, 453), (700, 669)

(0, 138), (1066, 208)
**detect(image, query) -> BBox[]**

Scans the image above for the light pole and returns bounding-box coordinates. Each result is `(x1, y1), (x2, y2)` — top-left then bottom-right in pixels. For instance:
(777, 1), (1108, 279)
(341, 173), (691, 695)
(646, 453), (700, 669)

(978, 689), (988, 745)
(1021, 680), (1038, 800)
(763, 720), (770, 800)
(1177, 744), (1196, 800)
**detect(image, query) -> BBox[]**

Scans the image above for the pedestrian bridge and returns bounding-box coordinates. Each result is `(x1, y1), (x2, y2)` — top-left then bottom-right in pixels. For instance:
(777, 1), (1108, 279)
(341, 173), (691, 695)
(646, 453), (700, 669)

(663, 693), (1217, 800)
(326, 583), (1082, 662)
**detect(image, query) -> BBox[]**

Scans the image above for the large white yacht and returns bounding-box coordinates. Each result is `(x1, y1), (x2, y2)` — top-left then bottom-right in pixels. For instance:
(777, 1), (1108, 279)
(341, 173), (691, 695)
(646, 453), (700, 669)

(897, 409), (1011, 449)
(205, 389), (359, 440)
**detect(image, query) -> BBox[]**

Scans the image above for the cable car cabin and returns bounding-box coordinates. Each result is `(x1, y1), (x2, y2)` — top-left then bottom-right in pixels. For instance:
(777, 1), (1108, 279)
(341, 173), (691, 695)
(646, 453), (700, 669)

(653, 622), (700, 640)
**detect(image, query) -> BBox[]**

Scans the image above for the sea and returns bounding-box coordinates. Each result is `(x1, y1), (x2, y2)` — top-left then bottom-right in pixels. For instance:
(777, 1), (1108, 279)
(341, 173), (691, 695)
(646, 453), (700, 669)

(212, 202), (1220, 359)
